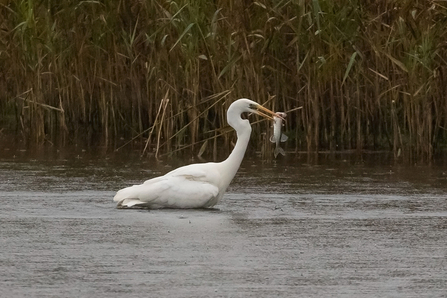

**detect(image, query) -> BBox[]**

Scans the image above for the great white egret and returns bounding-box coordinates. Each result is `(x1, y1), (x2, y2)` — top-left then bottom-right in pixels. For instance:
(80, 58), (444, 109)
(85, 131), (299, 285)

(113, 98), (278, 209)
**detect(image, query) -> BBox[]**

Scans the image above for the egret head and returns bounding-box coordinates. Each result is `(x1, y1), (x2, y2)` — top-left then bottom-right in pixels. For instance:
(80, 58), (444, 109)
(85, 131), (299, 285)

(228, 98), (279, 121)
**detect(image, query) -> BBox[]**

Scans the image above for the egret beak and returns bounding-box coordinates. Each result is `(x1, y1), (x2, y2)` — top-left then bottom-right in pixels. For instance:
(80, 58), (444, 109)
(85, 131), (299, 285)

(254, 105), (286, 121)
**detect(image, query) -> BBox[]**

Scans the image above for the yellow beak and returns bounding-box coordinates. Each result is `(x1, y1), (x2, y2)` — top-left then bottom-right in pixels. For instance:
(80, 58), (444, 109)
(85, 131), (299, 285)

(254, 105), (285, 121)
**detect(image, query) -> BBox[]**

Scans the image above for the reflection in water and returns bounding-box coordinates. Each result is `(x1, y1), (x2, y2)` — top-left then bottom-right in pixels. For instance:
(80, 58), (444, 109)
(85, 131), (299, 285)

(2, 147), (446, 195)
(1, 148), (447, 297)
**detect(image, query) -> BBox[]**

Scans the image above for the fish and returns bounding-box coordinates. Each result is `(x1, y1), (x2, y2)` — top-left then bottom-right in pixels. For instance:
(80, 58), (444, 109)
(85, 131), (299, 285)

(270, 112), (288, 158)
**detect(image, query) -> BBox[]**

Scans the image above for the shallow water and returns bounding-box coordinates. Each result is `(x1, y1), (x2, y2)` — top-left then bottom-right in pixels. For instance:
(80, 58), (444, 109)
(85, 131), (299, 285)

(1, 149), (447, 297)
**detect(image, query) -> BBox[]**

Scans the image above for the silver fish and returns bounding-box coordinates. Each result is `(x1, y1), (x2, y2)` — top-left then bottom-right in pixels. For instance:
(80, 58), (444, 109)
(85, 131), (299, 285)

(270, 112), (288, 157)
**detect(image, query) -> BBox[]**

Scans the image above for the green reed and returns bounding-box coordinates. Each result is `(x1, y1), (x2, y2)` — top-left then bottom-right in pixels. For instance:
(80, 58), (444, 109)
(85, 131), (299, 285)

(1, 0), (446, 160)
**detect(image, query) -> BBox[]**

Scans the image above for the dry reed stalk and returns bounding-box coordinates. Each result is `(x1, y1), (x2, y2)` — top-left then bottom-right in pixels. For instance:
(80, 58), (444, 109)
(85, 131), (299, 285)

(155, 97), (169, 160)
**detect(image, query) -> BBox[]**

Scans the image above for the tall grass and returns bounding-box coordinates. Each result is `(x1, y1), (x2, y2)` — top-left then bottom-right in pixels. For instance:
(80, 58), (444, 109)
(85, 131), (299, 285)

(1, 0), (446, 160)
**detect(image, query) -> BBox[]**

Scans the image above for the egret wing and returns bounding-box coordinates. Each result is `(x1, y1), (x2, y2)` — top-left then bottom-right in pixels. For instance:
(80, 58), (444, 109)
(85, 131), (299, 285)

(165, 163), (211, 180)
(114, 174), (219, 209)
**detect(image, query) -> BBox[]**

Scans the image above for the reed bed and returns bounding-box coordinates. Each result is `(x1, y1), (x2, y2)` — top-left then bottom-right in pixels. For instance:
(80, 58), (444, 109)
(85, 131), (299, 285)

(1, 0), (446, 160)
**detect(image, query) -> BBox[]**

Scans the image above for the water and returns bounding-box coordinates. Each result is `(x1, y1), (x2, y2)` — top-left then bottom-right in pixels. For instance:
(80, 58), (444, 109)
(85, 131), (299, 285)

(1, 148), (447, 297)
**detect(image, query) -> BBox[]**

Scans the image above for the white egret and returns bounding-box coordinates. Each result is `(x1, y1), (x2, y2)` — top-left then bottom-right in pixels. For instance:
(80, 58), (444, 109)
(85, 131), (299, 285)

(113, 98), (278, 209)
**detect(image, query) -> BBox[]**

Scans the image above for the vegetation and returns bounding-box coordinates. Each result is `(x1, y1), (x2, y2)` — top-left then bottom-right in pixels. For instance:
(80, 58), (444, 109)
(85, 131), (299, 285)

(1, 0), (446, 160)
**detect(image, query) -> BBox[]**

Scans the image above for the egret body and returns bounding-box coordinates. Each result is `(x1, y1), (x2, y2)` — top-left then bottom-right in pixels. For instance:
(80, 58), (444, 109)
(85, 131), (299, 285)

(113, 98), (277, 209)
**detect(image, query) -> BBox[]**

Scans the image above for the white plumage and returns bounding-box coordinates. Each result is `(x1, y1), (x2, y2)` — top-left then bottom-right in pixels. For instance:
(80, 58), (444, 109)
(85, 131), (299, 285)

(113, 98), (277, 209)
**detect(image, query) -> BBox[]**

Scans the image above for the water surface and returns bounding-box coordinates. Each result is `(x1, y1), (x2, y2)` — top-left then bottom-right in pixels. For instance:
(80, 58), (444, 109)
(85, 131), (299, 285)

(1, 149), (446, 297)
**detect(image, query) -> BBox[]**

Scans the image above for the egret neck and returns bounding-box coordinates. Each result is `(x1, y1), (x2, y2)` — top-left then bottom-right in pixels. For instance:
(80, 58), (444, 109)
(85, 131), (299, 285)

(219, 116), (252, 184)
